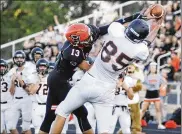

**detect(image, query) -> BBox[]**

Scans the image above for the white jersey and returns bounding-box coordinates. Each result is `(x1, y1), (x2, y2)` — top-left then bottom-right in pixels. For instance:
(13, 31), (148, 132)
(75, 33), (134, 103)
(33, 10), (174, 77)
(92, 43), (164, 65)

(24, 61), (38, 101)
(114, 76), (136, 106)
(9, 66), (39, 98)
(1, 72), (13, 102)
(24, 61), (36, 73)
(114, 88), (128, 106)
(88, 22), (149, 83)
(35, 74), (49, 103)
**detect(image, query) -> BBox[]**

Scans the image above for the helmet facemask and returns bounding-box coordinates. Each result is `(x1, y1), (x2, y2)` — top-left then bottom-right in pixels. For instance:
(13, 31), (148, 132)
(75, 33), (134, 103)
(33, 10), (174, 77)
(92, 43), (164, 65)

(13, 56), (25, 67)
(37, 65), (48, 76)
(0, 65), (8, 76)
(34, 53), (42, 63)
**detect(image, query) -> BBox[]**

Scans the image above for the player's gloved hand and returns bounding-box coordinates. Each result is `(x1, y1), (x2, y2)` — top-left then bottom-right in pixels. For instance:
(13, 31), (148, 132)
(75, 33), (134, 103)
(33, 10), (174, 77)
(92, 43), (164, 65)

(132, 80), (142, 93)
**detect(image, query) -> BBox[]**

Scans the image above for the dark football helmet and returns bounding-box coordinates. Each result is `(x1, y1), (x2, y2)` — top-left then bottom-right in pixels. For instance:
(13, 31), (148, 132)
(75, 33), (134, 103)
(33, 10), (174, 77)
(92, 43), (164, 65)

(0, 59), (8, 76)
(48, 61), (55, 73)
(125, 19), (149, 43)
(31, 47), (44, 63)
(13, 50), (26, 67)
(36, 58), (49, 75)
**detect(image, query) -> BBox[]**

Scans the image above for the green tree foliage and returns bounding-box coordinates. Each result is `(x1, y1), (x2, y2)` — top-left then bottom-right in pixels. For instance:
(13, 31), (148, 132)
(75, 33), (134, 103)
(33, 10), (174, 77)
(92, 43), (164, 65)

(1, 0), (99, 44)
(1, 1), (68, 44)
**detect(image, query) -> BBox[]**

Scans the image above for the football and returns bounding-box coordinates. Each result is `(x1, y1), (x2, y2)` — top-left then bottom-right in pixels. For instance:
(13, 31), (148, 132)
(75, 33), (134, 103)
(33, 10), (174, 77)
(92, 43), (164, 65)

(150, 4), (164, 18)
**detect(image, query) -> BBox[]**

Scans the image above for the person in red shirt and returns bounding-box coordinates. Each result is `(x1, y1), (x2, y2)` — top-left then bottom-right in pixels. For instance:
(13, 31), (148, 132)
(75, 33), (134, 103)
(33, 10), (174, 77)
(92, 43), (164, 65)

(171, 52), (180, 72)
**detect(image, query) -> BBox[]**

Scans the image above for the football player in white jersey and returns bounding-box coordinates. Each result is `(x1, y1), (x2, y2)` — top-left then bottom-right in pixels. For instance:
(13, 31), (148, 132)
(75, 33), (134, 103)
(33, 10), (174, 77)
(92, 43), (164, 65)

(110, 64), (144, 134)
(25, 47), (44, 114)
(7, 50), (39, 134)
(27, 58), (49, 134)
(51, 11), (165, 133)
(0, 59), (13, 134)
(25, 47), (44, 73)
(110, 72), (134, 133)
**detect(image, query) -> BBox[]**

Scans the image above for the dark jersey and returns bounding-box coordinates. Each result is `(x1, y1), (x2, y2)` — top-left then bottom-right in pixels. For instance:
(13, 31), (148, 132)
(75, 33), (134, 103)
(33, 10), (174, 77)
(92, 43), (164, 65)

(55, 41), (91, 80)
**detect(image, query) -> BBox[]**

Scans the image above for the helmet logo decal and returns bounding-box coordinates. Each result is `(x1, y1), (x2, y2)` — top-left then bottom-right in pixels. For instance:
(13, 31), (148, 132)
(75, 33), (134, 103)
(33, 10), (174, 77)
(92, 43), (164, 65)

(130, 28), (139, 37)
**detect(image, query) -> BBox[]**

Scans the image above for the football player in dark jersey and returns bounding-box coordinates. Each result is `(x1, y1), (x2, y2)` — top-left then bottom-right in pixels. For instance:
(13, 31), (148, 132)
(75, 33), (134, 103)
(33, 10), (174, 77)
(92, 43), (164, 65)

(39, 7), (155, 134)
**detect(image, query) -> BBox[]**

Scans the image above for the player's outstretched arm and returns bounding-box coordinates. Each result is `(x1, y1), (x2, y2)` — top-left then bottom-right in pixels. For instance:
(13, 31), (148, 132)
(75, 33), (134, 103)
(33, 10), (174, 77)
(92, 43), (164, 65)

(98, 4), (162, 36)
(144, 16), (165, 46)
(98, 12), (143, 36)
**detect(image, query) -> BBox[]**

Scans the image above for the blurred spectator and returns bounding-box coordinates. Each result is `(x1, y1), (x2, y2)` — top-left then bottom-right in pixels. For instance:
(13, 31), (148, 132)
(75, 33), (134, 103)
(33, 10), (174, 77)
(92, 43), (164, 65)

(165, 3), (173, 22)
(171, 2), (180, 12)
(164, 58), (175, 82)
(44, 46), (52, 61)
(164, 22), (175, 36)
(23, 39), (35, 61)
(170, 52), (180, 72)
(171, 36), (179, 51)
(162, 36), (173, 52)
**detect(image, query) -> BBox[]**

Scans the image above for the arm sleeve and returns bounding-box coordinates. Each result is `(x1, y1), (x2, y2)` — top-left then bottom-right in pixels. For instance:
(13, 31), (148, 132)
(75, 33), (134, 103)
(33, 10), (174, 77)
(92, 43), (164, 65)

(135, 44), (149, 61)
(99, 12), (142, 36)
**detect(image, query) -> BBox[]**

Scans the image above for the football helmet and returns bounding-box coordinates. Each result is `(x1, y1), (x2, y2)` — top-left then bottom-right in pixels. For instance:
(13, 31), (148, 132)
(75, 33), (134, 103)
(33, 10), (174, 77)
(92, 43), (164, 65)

(31, 47), (44, 63)
(65, 23), (93, 47)
(0, 59), (8, 76)
(13, 50), (26, 67)
(125, 19), (149, 43)
(48, 61), (55, 73)
(36, 58), (49, 75)
(49, 62), (55, 69)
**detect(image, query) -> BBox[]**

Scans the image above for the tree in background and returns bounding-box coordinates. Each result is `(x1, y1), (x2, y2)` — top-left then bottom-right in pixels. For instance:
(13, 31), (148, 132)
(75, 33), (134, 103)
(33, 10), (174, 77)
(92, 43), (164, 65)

(1, 0), (99, 44)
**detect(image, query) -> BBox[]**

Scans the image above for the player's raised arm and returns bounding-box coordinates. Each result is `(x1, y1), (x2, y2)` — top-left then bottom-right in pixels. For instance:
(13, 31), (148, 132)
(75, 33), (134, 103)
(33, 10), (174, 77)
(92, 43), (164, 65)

(144, 12), (165, 46)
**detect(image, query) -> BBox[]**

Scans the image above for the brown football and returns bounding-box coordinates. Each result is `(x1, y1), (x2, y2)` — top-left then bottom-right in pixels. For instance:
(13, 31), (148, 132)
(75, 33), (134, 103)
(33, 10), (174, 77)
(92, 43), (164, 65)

(150, 4), (164, 18)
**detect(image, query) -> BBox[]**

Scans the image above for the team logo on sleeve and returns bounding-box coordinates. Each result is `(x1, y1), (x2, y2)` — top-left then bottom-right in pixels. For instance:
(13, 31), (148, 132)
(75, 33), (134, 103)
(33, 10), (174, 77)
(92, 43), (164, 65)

(70, 61), (77, 66)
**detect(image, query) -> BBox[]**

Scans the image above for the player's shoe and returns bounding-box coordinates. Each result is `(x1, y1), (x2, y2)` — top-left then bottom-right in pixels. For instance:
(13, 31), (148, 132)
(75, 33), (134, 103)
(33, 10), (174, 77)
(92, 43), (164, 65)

(158, 124), (166, 129)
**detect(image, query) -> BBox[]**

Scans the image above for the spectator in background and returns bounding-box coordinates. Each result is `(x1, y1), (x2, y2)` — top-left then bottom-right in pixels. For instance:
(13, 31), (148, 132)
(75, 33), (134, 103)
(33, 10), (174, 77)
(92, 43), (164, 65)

(171, 2), (180, 12)
(165, 3), (173, 22)
(44, 46), (52, 61)
(162, 36), (173, 52)
(50, 46), (59, 62)
(154, 36), (172, 65)
(164, 57), (175, 82)
(23, 39), (36, 61)
(165, 22), (176, 36)
(171, 36), (179, 51)
(170, 52), (180, 72)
